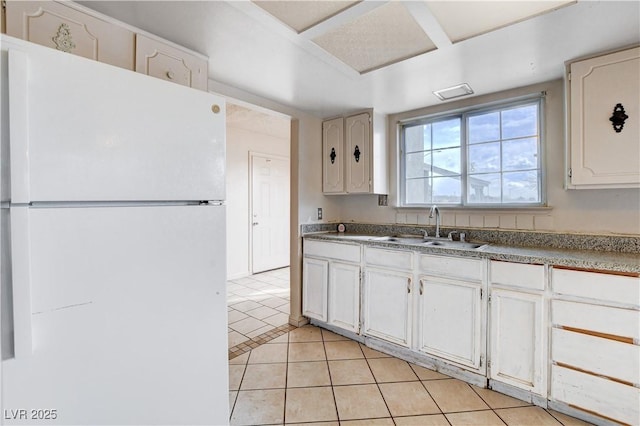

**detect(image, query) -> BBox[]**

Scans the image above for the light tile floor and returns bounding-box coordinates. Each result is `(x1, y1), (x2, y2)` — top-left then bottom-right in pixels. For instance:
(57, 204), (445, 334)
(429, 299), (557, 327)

(229, 325), (593, 426)
(228, 267), (293, 358)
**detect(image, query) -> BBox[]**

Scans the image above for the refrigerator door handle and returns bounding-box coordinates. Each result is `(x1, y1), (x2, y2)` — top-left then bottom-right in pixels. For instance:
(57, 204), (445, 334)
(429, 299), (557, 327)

(10, 206), (33, 358)
(8, 49), (31, 204)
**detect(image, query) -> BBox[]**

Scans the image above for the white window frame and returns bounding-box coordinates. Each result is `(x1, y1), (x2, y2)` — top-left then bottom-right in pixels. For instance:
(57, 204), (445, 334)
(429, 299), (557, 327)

(399, 94), (546, 208)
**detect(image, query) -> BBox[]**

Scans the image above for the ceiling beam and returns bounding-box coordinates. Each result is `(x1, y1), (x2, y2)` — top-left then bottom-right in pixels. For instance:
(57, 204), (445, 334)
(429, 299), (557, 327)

(299, 0), (388, 40)
(402, 1), (452, 50)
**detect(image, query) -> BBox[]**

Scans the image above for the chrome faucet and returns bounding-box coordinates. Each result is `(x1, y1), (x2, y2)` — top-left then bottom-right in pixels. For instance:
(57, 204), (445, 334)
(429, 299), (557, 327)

(429, 205), (441, 238)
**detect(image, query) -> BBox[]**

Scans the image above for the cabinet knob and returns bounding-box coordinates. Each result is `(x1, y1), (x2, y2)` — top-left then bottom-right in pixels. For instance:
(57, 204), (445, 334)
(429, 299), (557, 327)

(212, 104), (221, 114)
(166, 71), (175, 80)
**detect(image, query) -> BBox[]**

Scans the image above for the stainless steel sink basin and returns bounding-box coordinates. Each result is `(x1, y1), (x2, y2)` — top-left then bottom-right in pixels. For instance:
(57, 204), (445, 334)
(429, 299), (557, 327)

(372, 235), (424, 244)
(373, 235), (487, 250)
(422, 239), (488, 250)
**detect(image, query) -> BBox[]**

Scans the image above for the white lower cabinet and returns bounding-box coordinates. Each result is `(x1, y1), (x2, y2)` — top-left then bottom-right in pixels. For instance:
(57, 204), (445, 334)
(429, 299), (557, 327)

(550, 267), (640, 425)
(328, 262), (361, 333)
(489, 289), (545, 394)
(302, 257), (328, 322)
(418, 255), (485, 372)
(489, 261), (546, 396)
(418, 276), (483, 370)
(364, 267), (413, 347)
(302, 240), (362, 334)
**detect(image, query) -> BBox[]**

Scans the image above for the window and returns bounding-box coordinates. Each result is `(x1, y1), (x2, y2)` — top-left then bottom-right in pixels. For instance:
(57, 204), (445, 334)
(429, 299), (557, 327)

(400, 97), (543, 207)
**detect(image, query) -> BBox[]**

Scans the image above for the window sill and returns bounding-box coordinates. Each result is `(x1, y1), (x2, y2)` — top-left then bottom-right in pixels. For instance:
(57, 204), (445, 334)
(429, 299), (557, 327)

(396, 205), (554, 213)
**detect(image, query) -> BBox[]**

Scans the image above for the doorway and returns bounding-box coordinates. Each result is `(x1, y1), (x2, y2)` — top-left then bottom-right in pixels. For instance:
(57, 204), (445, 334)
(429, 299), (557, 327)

(250, 152), (290, 274)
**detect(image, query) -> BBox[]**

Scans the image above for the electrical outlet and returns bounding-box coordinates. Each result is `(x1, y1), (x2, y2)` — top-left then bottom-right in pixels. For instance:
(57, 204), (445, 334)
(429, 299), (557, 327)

(317, 208), (323, 220)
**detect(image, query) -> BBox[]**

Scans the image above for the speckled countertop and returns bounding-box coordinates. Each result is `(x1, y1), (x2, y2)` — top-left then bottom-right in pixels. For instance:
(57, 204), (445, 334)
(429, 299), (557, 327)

(303, 231), (640, 274)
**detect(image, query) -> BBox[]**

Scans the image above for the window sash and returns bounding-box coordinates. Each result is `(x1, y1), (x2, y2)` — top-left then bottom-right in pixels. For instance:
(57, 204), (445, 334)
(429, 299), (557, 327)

(400, 96), (544, 208)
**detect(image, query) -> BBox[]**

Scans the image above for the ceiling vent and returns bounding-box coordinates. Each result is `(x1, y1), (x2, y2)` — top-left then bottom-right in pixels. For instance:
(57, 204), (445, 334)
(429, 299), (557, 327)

(433, 83), (474, 101)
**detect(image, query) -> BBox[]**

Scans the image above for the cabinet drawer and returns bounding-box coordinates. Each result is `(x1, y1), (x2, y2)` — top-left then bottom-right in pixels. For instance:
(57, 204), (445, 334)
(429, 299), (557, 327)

(552, 300), (639, 340)
(304, 240), (360, 263)
(420, 254), (482, 281)
(551, 365), (639, 425)
(552, 267), (640, 307)
(365, 247), (413, 270)
(552, 328), (639, 385)
(491, 261), (544, 291)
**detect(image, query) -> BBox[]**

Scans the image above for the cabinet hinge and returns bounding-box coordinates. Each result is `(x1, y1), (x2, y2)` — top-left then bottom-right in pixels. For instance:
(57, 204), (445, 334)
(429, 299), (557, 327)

(567, 71), (571, 81)
(479, 355), (483, 367)
(568, 168), (572, 179)
(487, 359), (491, 369)
(480, 289), (483, 300)
(1, 1), (5, 10)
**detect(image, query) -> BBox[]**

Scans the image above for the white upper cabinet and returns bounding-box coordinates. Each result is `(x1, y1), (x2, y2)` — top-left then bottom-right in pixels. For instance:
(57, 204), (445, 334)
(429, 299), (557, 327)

(5, 0), (135, 70)
(135, 34), (208, 91)
(322, 117), (345, 193)
(567, 46), (640, 188)
(5, 1), (210, 92)
(345, 112), (371, 193)
(322, 110), (388, 195)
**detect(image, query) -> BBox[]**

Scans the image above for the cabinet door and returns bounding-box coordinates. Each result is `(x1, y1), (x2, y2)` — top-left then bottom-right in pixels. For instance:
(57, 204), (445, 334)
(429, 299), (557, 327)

(136, 34), (208, 91)
(322, 117), (344, 193)
(419, 276), (483, 370)
(490, 288), (545, 395)
(302, 257), (328, 322)
(345, 112), (371, 193)
(6, 1), (135, 70)
(364, 268), (412, 347)
(328, 262), (360, 333)
(569, 47), (640, 188)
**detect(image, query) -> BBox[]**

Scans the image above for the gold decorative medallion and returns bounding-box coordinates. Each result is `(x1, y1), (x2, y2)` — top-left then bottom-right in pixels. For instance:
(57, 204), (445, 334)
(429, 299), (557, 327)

(52, 23), (76, 53)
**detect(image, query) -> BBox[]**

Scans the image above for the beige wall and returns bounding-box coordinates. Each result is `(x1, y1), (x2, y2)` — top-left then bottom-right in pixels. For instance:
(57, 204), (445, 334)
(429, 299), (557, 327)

(334, 80), (640, 236)
(226, 107), (290, 279)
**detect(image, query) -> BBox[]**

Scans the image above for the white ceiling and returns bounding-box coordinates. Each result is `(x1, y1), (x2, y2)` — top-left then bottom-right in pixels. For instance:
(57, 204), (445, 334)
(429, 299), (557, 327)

(79, 1), (640, 118)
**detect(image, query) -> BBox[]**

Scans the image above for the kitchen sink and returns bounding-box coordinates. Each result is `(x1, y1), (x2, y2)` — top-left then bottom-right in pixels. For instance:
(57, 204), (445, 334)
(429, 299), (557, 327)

(422, 240), (488, 250)
(373, 235), (488, 250)
(372, 235), (424, 244)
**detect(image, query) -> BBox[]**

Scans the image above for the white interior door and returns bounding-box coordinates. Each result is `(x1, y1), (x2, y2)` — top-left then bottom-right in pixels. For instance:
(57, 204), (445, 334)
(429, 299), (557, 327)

(251, 153), (290, 273)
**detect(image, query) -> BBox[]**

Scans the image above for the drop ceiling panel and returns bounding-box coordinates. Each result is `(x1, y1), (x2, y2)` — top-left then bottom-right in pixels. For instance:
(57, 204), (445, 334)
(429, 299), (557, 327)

(312, 2), (436, 73)
(426, 0), (575, 43)
(252, 0), (361, 33)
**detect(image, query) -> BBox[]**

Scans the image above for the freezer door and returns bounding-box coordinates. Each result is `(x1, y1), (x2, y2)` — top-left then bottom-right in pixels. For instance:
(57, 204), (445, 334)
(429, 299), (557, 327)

(2, 205), (228, 425)
(5, 36), (225, 203)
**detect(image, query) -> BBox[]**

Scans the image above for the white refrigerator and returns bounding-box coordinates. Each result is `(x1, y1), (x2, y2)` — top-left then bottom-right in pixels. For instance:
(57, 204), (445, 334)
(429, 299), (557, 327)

(0, 36), (229, 425)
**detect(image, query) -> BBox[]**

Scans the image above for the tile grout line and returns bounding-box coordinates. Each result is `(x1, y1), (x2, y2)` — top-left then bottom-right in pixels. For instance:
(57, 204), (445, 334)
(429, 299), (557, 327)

(322, 330), (341, 424)
(361, 345), (397, 422)
(282, 328), (290, 425)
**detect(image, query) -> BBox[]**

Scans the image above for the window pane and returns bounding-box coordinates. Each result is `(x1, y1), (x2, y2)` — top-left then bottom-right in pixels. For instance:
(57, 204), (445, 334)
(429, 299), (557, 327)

(503, 171), (540, 203)
(468, 112), (499, 144)
(502, 104), (537, 139)
(432, 118), (460, 149)
(467, 173), (501, 204)
(405, 151), (432, 178)
(406, 178), (431, 204)
(432, 147), (460, 175)
(468, 142), (500, 173)
(503, 138), (538, 171)
(405, 124), (431, 153)
(432, 176), (461, 204)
